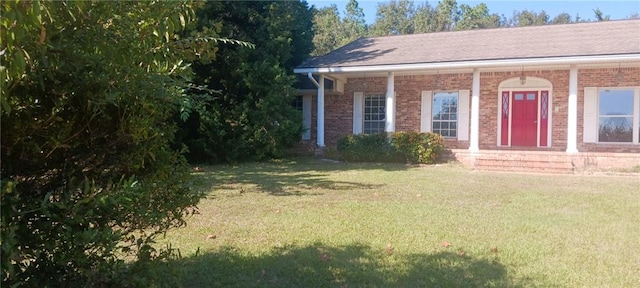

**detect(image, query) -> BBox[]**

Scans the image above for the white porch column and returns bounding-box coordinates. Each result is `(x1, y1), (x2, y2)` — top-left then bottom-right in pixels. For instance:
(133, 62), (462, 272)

(469, 69), (480, 152)
(385, 72), (395, 132)
(566, 66), (578, 153)
(317, 74), (325, 147)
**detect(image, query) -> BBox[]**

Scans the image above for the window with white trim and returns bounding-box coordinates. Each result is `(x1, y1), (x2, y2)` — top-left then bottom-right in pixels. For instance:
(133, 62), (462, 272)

(421, 90), (469, 141)
(364, 94), (386, 134)
(587, 87), (640, 144)
(432, 92), (458, 138)
(598, 89), (634, 142)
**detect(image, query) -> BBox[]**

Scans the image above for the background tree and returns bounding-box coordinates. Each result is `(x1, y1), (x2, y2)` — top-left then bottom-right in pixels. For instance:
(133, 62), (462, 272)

(1, 1), (207, 286)
(593, 8), (611, 21)
(456, 3), (503, 30)
(509, 9), (550, 26)
(343, 0), (368, 41)
(312, 5), (343, 56)
(369, 0), (417, 36)
(551, 12), (573, 24)
(433, 0), (460, 31)
(179, 1), (314, 163)
(311, 0), (367, 56)
(412, 2), (438, 33)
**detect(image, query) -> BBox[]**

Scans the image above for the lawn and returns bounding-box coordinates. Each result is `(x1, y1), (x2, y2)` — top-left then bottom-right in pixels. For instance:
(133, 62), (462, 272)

(150, 158), (640, 287)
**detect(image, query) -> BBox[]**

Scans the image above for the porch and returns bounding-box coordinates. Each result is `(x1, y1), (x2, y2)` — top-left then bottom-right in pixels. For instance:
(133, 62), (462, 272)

(450, 149), (640, 173)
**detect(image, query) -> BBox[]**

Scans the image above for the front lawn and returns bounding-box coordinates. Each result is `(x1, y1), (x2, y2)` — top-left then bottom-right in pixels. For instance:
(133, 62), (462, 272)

(150, 158), (640, 287)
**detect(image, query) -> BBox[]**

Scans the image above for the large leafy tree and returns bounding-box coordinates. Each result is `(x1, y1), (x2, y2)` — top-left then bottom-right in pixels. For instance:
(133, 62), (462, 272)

(312, 5), (343, 56)
(433, 0), (460, 31)
(311, 0), (367, 56)
(412, 2), (438, 33)
(369, 0), (417, 36)
(456, 3), (503, 30)
(180, 1), (314, 163)
(1, 1), (207, 286)
(509, 9), (551, 26)
(343, 0), (367, 41)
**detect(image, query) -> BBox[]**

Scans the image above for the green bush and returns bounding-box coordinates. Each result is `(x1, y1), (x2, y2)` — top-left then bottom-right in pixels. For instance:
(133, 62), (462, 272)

(1, 2), (204, 287)
(337, 133), (392, 162)
(337, 132), (445, 164)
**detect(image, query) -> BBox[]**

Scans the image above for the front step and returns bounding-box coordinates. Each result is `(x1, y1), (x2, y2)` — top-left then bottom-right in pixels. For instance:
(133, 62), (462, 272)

(452, 150), (575, 173)
(474, 157), (573, 173)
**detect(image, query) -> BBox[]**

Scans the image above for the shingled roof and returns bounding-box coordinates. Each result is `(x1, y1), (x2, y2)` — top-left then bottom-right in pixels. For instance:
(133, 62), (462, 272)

(298, 19), (640, 69)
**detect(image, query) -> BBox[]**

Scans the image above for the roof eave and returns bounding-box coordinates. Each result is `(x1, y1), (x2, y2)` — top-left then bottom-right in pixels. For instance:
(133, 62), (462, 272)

(294, 54), (640, 74)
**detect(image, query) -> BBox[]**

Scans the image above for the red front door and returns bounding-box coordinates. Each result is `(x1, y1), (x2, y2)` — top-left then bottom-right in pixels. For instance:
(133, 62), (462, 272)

(511, 92), (538, 147)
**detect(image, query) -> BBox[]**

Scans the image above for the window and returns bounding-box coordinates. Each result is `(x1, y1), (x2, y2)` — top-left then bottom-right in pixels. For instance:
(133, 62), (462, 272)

(292, 95), (311, 140)
(598, 89), (636, 143)
(292, 95), (303, 111)
(364, 94), (386, 134)
(432, 92), (458, 138)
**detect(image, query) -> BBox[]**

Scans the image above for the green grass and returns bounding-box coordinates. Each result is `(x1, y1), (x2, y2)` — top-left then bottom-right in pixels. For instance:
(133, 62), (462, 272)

(149, 158), (640, 287)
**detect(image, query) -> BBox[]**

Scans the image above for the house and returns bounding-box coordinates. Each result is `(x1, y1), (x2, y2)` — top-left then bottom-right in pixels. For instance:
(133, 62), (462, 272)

(293, 19), (640, 172)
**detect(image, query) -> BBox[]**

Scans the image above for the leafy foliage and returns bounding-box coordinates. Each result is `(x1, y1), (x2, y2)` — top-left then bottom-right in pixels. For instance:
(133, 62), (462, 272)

(337, 132), (445, 164)
(369, 0), (417, 36)
(310, 0), (626, 51)
(1, 1), (206, 286)
(311, 0), (367, 56)
(337, 133), (392, 162)
(311, 5), (343, 56)
(178, 1), (314, 163)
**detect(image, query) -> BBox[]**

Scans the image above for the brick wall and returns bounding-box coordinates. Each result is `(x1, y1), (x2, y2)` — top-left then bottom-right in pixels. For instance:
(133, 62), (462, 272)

(479, 70), (569, 151)
(578, 67), (640, 153)
(307, 67), (640, 154)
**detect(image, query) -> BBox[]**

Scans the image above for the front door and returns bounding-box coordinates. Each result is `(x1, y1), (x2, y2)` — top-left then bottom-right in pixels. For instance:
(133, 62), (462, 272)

(511, 91), (538, 146)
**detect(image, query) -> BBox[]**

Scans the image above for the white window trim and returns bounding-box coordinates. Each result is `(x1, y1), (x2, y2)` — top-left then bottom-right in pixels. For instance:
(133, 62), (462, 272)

(421, 90), (469, 140)
(353, 92), (364, 134)
(363, 93), (387, 134)
(302, 95), (312, 140)
(355, 92), (397, 134)
(586, 87), (640, 144)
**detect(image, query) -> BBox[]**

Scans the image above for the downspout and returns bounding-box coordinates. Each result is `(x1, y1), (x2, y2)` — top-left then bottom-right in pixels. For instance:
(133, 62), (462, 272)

(307, 72), (320, 87)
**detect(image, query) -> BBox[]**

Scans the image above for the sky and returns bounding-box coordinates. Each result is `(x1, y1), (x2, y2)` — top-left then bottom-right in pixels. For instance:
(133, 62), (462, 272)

(306, 0), (640, 23)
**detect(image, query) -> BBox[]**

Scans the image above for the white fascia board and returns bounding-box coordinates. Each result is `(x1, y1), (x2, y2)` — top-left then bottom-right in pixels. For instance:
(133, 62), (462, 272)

(293, 54), (640, 74)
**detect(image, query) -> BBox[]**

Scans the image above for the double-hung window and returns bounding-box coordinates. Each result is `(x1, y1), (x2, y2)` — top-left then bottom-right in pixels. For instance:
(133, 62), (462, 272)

(420, 90), (469, 141)
(598, 89), (635, 142)
(585, 87), (640, 144)
(363, 94), (386, 134)
(432, 92), (459, 138)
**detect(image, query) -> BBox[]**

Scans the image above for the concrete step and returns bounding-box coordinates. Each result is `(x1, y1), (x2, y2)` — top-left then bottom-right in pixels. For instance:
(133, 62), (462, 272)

(473, 157), (573, 173)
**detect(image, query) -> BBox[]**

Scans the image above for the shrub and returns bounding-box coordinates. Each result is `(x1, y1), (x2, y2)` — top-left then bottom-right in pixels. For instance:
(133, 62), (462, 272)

(337, 132), (445, 164)
(390, 132), (445, 164)
(1, 2), (204, 287)
(337, 133), (393, 162)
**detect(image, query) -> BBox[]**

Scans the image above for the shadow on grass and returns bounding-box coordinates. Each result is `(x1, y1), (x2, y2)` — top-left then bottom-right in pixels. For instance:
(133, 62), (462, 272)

(192, 158), (410, 196)
(150, 242), (523, 287)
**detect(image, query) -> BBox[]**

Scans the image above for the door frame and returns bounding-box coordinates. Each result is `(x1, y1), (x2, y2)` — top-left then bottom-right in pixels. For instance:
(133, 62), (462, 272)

(497, 77), (553, 148)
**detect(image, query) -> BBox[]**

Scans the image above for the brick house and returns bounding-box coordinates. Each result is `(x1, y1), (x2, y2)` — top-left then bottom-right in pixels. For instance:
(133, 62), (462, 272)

(294, 20), (640, 172)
